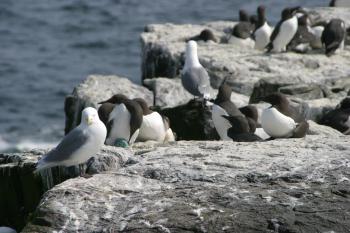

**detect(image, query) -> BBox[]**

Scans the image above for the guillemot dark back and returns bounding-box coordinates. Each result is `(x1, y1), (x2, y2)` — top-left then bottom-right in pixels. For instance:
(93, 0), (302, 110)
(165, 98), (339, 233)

(320, 97), (350, 134)
(321, 18), (346, 56)
(221, 115), (262, 142)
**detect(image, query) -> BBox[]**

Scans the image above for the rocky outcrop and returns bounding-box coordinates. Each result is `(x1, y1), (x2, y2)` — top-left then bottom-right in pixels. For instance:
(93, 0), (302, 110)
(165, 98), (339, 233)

(140, 8), (350, 97)
(0, 146), (130, 232)
(23, 136), (350, 232)
(64, 75), (154, 134)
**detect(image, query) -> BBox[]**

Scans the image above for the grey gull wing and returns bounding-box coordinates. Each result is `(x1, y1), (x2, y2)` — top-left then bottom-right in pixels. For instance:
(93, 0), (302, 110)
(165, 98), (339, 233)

(43, 127), (89, 164)
(182, 66), (210, 97)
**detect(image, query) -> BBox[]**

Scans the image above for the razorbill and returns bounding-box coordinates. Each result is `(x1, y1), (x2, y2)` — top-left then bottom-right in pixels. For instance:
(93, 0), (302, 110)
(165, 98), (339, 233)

(229, 9), (255, 48)
(287, 14), (316, 53)
(133, 98), (175, 142)
(188, 29), (218, 43)
(221, 115), (263, 142)
(239, 105), (259, 133)
(329, 0), (350, 7)
(320, 97), (350, 134)
(267, 7), (298, 52)
(181, 40), (211, 99)
(261, 93), (309, 138)
(211, 80), (247, 140)
(253, 5), (272, 50)
(99, 95), (143, 145)
(35, 107), (107, 172)
(321, 18), (346, 56)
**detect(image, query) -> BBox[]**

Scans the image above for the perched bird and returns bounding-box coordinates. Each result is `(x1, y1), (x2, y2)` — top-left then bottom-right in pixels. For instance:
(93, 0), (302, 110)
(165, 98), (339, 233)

(133, 98), (175, 142)
(321, 18), (346, 56)
(309, 21), (327, 49)
(267, 7), (298, 52)
(229, 9), (255, 48)
(287, 14), (316, 53)
(221, 115), (263, 142)
(181, 40), (211, 99)
(188, 29), (217, 43)
(329, 0), (350, 7)
(99, 95), (143, 146)
(253, 5), (272, 50)
(320, 97), (350, 134)
(35, 107), (107, 172)
(239, 105), (259, 133)
(261, 93), (309, 138)
(211, 80), (247, 140)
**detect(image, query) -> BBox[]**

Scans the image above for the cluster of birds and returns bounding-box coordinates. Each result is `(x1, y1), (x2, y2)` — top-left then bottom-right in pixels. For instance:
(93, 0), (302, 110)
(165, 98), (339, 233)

(190, 4), (348, 56)
(35, 2), (349, 174)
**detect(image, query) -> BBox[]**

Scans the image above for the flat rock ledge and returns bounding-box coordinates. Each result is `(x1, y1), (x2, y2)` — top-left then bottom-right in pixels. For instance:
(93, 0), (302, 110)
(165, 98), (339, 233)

(141, 7), (350, 97)
(16, 135), (350, 232)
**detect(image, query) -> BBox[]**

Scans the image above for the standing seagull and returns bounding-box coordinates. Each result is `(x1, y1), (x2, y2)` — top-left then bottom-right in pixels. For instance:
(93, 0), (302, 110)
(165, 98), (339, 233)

(211, 80), (247, 140)
(254, 5), (272, 50)
(267, 7), (298, 52)
(321, 18), (346, 56)
(99, 95), (143, 146)
(261, 93), (308, 138)
(133, 98), (175, 142)
(181, 40), (211, 99)
(35, 107), (107, 172)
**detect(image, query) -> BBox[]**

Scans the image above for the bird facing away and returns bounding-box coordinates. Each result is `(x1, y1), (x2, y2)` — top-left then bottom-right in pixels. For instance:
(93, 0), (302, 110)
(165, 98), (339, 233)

(188, 29), (218, 43)
(267, 7), (298, 52)
(321, 18), (346, 56)
(99, 95), (143, 145)
(181, 40), (211, 99)
(221, 115), (262, 142)
(35, 107), (107, 172)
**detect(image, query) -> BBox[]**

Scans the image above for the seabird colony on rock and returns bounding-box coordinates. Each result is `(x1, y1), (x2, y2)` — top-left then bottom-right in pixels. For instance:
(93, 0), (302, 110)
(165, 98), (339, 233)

(33, 1), (348, 177)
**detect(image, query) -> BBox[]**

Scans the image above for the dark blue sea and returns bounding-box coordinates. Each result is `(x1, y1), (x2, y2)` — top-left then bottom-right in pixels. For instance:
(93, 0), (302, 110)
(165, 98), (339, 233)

(0, 0), (329, 152)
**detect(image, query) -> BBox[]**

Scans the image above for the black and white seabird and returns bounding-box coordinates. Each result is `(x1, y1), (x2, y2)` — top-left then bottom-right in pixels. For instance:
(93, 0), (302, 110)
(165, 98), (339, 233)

(267, 7), (298, 52)
(188, 29), (218, 43)
(133, 98), (175, 142)
(181, 40), (211, 99)
(229, 9), (255, 48)
(239, 105), (259, 133)
(211, 80), (248, 140)
(253, 5), (272, 50)
(320, 97), (350, 135)
(221, 115), (263, 142)
(261, 93), (309, 138)
(309, 21), (327, 49)
(98, 95), (143, 145)
(329, 0), (350, 7)
(287, 14), (316, 53)
(321, 18), (346, 56)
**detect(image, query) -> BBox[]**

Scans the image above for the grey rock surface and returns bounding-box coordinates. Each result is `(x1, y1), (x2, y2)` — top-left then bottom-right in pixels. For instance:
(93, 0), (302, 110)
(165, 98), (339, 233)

(64, 75), (154, 134)
(144, 77), (249, 108)
(0, 146), (130, 232)
(23, 137), (350, 232)
(141, 11), (350, 96)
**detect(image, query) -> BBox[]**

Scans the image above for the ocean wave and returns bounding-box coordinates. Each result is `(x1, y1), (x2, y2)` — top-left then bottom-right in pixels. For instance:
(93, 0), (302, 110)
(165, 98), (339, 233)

(0, 136), (57, 153)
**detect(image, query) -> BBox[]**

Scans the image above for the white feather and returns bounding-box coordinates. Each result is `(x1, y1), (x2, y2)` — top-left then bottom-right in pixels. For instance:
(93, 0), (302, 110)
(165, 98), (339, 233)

(254, 22), (272, 50)
(309, 25), (324, 49)
(211, 104), (232, 141)
(164, 128), (176, 142)
(228, 36), (255, 48)
(261, 107), (296, 138)
(137, 112), (167, 142)
(105, 104), (131, 145)
(272, 16), (298, 52)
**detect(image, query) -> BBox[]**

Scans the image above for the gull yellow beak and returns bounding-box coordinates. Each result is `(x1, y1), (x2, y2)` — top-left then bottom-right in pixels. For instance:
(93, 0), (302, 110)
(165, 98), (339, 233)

(86, 116), (94, 125)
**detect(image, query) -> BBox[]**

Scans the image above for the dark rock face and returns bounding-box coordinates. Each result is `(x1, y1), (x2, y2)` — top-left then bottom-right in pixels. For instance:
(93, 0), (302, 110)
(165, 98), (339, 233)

(0, 146), (130, 232)
(160, 99), (220, 140)
(22, 138), (350, 232)
(249, 78), (332, 104)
